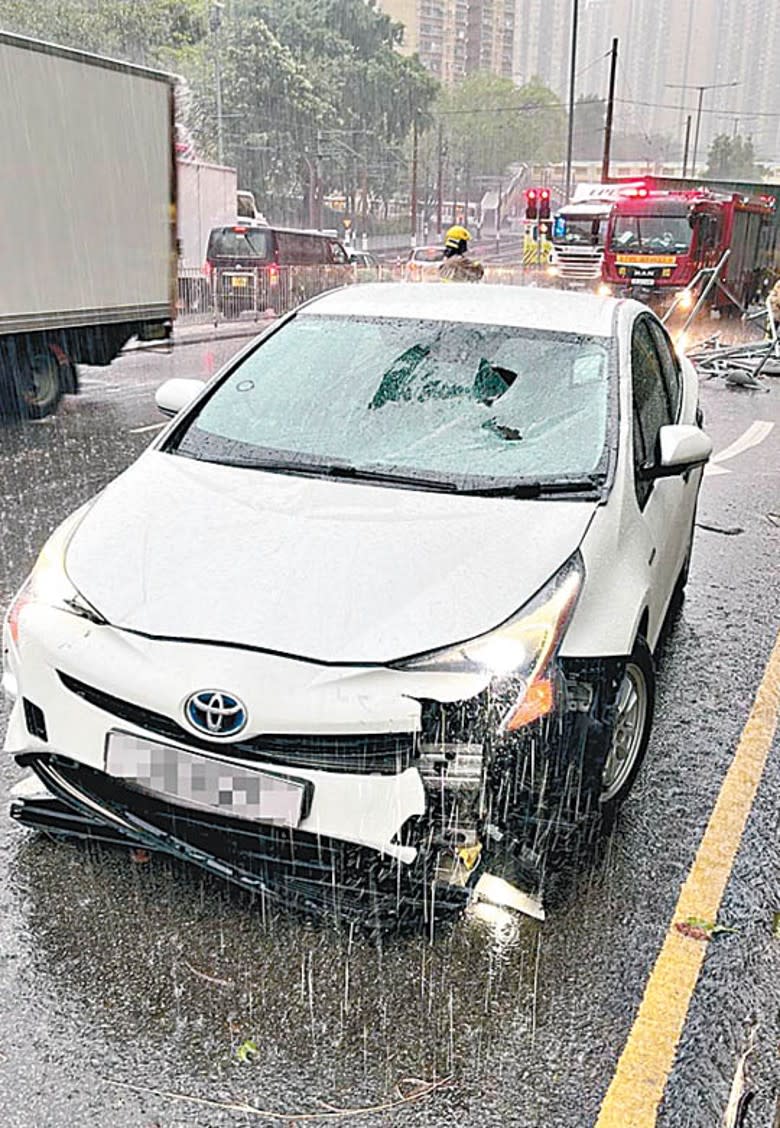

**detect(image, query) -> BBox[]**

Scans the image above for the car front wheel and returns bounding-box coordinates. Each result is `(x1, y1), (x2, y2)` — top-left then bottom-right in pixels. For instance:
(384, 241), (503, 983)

(601, 637), (655, 815)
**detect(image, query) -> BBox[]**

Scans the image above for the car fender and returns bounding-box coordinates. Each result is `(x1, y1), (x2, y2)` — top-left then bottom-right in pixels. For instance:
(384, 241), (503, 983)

(560, 505), (653, 659)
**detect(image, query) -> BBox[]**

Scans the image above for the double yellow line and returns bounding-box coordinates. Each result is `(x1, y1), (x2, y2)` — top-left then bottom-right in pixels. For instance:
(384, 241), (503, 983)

(596, 628), (780, 1127)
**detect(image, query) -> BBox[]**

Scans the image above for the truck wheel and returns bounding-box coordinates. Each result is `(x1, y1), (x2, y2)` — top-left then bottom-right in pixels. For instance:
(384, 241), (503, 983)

(16, 349), (64, 419)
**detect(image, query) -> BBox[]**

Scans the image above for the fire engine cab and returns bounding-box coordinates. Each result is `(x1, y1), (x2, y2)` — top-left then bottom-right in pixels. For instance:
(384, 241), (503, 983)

(600, 183), (776, 313)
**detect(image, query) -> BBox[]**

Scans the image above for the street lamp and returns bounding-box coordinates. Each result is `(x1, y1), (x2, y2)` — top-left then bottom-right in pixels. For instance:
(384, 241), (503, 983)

(665, 80), (740, 177)
(209, 2), (225, 165)
(564, 0), (579, 203)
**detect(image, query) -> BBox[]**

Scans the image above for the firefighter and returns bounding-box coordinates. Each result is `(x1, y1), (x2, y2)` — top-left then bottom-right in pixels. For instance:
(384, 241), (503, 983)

(767, 278), (780, 332)
(439, 225), (484, 282)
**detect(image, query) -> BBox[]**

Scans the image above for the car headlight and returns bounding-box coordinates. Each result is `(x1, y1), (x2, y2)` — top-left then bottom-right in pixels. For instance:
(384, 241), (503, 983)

(394, 554), (583, 730)
(3, 506), (103, 650)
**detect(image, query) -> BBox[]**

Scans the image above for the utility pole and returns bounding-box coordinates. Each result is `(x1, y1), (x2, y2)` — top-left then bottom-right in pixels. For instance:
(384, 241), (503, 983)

(564, 0), (579, 203)
(410, 111), (418, 247)
(436, 121), (444, 237)
(666, 79), (740, 178)
(600, 37), (618, 183)
(210, 2), (225, 165)
(315, 129), (323, 230)
(682, 115), (692, 177)
(361, 164), (368, 230)
(495, 179), (502, 255)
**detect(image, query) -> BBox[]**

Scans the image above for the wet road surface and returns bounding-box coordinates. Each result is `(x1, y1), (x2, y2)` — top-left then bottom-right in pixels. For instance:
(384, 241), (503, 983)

(0, 330), (778, 1127)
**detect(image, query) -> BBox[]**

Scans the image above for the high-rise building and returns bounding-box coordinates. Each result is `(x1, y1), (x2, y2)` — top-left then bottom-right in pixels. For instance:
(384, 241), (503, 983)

(513, 0), (780, 162)
(378, 0), (515, 83)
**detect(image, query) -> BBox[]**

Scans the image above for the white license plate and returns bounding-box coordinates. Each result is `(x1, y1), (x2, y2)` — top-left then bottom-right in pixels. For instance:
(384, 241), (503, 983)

(105, 732), (307, 827)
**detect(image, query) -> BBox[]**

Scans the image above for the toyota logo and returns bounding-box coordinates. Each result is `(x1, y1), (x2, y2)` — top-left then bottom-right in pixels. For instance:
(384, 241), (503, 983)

(185, 690), (247, 738)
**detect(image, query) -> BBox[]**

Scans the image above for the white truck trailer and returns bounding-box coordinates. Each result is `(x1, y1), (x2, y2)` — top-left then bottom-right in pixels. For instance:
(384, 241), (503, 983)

(0, 32), (176, 418)
(177, 159), (238, 272)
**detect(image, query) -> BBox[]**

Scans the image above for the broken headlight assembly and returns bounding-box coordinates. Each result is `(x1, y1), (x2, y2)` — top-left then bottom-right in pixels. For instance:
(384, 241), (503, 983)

(394, 552), (583, 731)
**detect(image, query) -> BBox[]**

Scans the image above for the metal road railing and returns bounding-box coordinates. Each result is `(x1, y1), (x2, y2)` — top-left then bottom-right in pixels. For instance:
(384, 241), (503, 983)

(174, 256), (586, 327)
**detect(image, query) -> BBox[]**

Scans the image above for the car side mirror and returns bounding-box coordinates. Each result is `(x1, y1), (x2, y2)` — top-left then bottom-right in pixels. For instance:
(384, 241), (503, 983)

(642, 424), (712, 479)
(155, 378), (205, 418)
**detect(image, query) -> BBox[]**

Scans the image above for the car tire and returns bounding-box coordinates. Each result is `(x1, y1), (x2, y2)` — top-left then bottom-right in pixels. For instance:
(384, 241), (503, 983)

(600, 636), (655, 820)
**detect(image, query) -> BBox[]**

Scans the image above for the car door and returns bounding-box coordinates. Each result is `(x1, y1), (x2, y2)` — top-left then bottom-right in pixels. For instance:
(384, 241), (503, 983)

(647, 315), (702, 555)
(630, 315), (687, 636)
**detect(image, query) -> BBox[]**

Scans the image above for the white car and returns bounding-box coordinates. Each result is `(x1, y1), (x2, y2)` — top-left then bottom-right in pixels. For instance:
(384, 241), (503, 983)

(3, 284), (710, 917)
(403, 245), (446, 280)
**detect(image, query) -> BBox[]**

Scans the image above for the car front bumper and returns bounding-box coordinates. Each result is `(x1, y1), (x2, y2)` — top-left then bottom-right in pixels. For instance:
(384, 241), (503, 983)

(4, 607), (624, 919)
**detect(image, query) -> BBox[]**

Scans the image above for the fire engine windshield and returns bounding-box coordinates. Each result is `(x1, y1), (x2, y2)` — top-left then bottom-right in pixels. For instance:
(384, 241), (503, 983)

(610, 212), (692, 254)
(553, 216), (604, 246)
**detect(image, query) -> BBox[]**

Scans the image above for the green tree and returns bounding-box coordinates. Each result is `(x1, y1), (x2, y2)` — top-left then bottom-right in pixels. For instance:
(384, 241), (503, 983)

(704, 134), (766, 181)
(435, 73), (565, 189)
(0, 0), (206, 64)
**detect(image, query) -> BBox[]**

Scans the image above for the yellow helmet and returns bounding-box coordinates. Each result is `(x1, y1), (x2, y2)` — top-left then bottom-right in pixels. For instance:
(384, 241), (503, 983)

(445, 224), (471, 249)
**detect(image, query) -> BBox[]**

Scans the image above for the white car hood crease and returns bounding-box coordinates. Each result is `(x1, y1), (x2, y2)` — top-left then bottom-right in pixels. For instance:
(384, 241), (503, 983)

(65, 451), (596, 664)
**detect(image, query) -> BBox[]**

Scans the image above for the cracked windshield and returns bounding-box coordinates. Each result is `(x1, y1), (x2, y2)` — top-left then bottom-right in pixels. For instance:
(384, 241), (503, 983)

(0, 1), (778, 1127)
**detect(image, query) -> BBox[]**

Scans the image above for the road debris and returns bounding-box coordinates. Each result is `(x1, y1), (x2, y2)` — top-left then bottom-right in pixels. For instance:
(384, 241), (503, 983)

(674, 917), (739, 942)
(104, 1074), (455, 1121)
(236, 1039), (258, 1064)
(722, 1022), (757, 1128)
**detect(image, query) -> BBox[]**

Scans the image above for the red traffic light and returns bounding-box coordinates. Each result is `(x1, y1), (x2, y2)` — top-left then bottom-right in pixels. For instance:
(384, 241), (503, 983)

(538, 187), (551, 220)
(525, 188), (538, 219)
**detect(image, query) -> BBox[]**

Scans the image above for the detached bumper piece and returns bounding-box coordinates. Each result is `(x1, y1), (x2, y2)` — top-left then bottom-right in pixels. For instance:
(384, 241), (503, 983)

(13, 752), (469, 928)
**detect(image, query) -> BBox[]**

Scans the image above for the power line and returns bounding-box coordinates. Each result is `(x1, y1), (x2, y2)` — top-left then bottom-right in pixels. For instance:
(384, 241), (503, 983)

(614, 97), (780, 120)
(435, 98), (603, 118)
(575, 49), (611, 81)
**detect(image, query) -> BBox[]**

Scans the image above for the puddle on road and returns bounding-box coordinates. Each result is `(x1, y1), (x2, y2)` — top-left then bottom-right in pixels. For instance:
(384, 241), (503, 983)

(6, 834), (544, 1119)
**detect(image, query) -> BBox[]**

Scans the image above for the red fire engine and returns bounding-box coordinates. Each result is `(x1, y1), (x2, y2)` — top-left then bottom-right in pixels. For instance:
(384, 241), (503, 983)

(600, 183), (777, 313)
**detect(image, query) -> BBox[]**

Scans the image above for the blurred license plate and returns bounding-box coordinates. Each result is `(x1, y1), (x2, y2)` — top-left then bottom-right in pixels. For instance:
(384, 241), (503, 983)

(231, 275), (249, 288)
(106, 732), (307, 827)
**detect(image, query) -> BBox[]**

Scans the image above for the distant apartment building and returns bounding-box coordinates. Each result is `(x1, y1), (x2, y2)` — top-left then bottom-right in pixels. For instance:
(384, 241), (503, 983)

(378, 0), (515, 83)
(513, 0), (780, 162)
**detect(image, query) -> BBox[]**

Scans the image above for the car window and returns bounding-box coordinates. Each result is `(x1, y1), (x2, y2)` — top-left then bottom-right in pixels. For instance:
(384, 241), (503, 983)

(414, 247), (445, 263)
(631, 317), (674, 506)
(277, 232), (328, 264)
(647, 319), (681, 420)
(170, 315), (614, 490)
(329, 241), (348, 264)
(207, 227), (272, 261)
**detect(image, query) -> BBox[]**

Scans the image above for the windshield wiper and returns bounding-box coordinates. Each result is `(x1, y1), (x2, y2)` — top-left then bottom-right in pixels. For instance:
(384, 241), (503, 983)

(180, 450), (602, 498)
(186, 453), (462, 493)
(459, 477), (602, 498)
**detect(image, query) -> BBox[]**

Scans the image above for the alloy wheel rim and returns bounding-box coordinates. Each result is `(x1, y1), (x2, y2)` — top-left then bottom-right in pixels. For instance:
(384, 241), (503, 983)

(601, 662), (647, 802)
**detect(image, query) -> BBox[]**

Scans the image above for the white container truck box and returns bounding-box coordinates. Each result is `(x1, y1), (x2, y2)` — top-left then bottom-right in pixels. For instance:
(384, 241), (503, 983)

(0, 32), (176, 419)
(177, 159), (238, 272)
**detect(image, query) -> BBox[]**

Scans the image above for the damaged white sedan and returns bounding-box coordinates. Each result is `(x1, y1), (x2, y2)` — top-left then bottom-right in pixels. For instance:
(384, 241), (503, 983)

(3, 283), (711, 920)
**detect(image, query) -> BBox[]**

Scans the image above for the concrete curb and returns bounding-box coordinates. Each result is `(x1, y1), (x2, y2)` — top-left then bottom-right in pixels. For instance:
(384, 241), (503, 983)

(124, 319), (271, 353)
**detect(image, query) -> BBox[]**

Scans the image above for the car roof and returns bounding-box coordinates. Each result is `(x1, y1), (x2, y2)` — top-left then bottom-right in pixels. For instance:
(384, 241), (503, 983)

(303, 283), (619, 337)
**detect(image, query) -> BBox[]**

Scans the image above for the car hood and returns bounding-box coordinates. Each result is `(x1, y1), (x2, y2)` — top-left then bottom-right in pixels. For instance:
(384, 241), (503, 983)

(65, 451), (597, 664)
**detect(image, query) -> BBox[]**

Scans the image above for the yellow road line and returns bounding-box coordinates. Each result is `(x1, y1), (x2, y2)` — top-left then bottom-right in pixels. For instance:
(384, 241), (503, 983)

(596, 628), (780, 1128)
